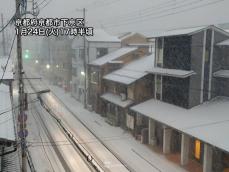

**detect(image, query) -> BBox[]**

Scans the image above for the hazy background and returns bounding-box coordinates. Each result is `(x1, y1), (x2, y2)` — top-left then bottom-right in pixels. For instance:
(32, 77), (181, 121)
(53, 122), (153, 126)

(1, 0), (229, 36)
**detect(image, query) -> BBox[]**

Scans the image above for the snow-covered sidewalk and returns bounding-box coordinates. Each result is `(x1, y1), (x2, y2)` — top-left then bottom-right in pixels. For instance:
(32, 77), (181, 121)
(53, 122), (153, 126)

(49, 85), (188, 172)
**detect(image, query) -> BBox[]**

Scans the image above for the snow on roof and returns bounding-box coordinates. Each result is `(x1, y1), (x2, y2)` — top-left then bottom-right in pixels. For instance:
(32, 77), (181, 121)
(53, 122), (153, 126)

(131, 97), (229, 153)
(224, 29), (229, 33)
(147, 68), (196, 78)
(89, 47), (137, 66)
(86, 29), (120, 42)
(108, 61), (123, 64)
(217, 39), (229, 46)
(0, 58), (14, 80)
(100, 92), (133, 108)
(118, 32), (137, 40)
(128, 43), (154, 46)
(150, 25), (229, 38)
(152, 26), (206, 38)
(213, 70), (229, 78)
(103, 54), (154, 85)
(0, 84), (15, 142)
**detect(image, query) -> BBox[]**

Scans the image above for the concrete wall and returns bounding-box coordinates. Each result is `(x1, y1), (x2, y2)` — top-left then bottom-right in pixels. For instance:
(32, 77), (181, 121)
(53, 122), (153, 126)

(189, 31), (205, 108)
(211, 31), (229, 98)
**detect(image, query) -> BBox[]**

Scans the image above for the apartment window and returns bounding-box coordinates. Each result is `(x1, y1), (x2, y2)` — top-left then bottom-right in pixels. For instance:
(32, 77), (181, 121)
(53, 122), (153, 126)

(96, 48), (108, 58)
(156, 38), (164, 67)
(107, 103), (115, 114)
(194, 140), (201, 160)
(156, 75), (162, 100)
(90, 71), (98, 84)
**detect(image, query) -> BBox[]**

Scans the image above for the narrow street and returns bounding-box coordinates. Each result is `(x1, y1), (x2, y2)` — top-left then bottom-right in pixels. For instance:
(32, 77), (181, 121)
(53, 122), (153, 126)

(21, 68), (188, 172)
(1, 1), (229, 172)
(13, 77), (98, 171)
(24, 69), (132, 172)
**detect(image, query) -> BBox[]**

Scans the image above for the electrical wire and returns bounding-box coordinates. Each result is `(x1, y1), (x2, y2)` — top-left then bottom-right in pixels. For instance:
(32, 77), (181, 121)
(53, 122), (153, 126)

(37, 0), (47, 7)
(38, 0), (52, 12)
(0, 103), (38, 126)
(29, 102), (55, 172)
(104, 0), (226, 28)
(101, 0), (186, 24)
(27, 133), (132, 146)
(0, 98), (39, 116)
(103, 0), (201, 26)
(0, 0), (24, 33)
(0, 16), (15, 33)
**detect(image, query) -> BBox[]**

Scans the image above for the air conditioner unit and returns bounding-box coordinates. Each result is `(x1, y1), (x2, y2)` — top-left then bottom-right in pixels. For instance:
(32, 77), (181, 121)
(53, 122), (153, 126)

(120, 93), (127, 101)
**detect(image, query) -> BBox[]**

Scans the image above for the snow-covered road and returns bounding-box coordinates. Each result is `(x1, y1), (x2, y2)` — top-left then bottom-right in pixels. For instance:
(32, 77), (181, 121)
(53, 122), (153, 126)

(14, 78), (94, 172)
(24, 68), (188, 172)
(26, 70), (131, 172)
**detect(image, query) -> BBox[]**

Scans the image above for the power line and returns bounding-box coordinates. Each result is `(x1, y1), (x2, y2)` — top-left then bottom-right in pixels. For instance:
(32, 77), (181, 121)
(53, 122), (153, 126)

(0, 98), (39, 116)
(104, 0), (199, 26)
(85, 0), (121, 9)
(38, 0), (52, 12)
(104, 0), (226, 28)
(101, 0), (185, 24)
(0, 102), (38, 126)
(27, 134), (132, 146)
(36, 95), (106, 172)
(29, 102), (55, 172)
(0, 16), (14, 33)
(0, 0), (23, 33)
(37, 0), (47, 6)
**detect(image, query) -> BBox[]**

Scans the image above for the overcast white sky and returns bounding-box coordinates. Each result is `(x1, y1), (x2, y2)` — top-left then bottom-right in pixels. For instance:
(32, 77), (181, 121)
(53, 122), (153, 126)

(1, 0), (229, 36)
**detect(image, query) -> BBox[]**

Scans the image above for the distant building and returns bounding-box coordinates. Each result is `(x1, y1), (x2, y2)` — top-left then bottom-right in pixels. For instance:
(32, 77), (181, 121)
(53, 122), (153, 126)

(71, 29), (121, 103)
(41, 36), (73, 90)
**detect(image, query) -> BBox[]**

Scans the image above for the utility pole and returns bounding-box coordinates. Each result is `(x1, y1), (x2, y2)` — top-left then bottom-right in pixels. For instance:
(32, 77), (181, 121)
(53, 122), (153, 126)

(15, 0), (27, 171)
(1, 13), (6, 56)
(32, 0), (35, 14)
(83, 7), (87, 109)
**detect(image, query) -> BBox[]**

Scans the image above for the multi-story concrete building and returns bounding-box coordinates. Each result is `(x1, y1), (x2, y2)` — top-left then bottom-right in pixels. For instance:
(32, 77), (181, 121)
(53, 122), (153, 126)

(71, 29), (121, 103)
(129, 25), (229, 172)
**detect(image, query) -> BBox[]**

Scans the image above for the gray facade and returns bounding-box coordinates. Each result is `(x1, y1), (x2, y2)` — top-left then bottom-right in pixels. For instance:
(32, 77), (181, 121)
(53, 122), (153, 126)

(154, 26), (229, 109)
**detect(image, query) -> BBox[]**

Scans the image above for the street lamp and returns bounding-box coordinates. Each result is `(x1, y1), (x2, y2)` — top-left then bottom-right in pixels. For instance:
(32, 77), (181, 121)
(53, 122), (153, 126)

(35, 60), (39, 64)
(46, 64), (50, 69)
(81, 71), (85, 76)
